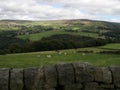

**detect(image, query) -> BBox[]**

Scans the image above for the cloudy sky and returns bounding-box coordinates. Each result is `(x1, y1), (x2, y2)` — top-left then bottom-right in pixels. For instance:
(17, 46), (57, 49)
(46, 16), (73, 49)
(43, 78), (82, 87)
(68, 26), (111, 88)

(0, 0), (120, 22)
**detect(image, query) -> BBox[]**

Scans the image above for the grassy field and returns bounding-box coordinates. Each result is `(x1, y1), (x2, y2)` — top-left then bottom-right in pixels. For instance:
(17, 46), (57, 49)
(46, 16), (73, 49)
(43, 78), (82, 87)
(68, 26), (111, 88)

(18, 30), (71, 41)
(19, 30), (99, 41)
(100, 43), (120, 50)
(0, 44), (120, 68)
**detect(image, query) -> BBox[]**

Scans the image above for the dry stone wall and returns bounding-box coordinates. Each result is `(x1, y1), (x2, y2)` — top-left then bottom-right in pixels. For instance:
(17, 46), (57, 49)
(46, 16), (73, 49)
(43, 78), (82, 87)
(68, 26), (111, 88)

(0, 62), (120, 90)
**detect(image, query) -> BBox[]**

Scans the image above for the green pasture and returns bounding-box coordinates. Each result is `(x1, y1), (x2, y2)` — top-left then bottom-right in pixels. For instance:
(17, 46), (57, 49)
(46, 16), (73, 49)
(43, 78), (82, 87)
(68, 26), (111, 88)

(18, 30), (70, 41)
(0, 46), (120, 68)
(19, 30), (99, 41)
(100, 43), (120, 50)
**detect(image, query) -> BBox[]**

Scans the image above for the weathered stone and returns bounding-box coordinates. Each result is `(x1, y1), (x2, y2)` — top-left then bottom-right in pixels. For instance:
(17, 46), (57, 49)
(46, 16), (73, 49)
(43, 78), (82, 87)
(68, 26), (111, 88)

(56, 63), (74, 85)
(44, 66), (57, 88)
(100, 84), (114, 89)
(94, 67), (103, 82)
(102, 67), (112, 84)
(24, 67), (39, 90)
(73, 63), (94, 83)
(85, 83), (115, 90)
(110, 66), (120, 88)
(55, 85), (64, 90)
(10, 69), (23, 90)
(85, 82), (104, 90)
(34, 68), (46, 90)
(0, 63), (119, 90)
(85, 82), (98, 90)
(0, 68), (9, 90)
(64, 83), (82, 90)
(94, 67), (112, 83)
(24, 67), (45, 90)
(44, 88), (56, 90)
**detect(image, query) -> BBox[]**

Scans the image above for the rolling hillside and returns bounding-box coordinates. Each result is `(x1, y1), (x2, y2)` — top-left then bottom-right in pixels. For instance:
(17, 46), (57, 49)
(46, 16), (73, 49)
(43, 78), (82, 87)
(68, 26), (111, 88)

(0, 19), (120, 53)
(0, 19), (120, 68)
(0, 19), (120, 31)
(0, 19), (120, 42)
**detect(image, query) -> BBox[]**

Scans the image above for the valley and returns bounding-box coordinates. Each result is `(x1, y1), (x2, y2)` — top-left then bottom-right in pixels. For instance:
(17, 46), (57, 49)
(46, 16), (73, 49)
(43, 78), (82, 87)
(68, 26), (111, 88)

(0, 19), (120, 68)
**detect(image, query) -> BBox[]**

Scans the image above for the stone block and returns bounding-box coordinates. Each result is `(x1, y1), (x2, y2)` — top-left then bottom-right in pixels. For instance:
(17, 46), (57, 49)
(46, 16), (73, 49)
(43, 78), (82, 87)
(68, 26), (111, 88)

(94, 67), (103, 82)
(44, 66), (57, 88)
(94, 67), (112, 84)
(10, 69), (23, 90)
(24, 67), (45, 90)
(0, 68), (9, 90)
(110, 66), (120, 88)
(102, 67), (112, 84)
(73, 63), (94, 83)
(56, 63), (74, 85)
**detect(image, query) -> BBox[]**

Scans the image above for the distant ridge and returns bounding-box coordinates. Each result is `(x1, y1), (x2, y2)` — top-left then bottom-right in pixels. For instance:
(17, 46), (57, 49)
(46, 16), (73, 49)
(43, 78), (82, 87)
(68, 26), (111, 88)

(0, 19), (120, 32)
(0, 19), (120, 23)
(1, 19), (33, 22)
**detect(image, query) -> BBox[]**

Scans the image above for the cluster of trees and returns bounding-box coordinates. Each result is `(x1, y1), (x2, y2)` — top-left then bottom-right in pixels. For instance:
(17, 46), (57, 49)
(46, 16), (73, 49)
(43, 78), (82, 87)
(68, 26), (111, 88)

(0, 29), (120, 55)
(100, 31), (120, 43)
(0, 31), (16, 37)
(82, 29), (99, 34)
(0, 33), (109, 55)
(31, 34), (107, 51)
(0, 31), (28, 54)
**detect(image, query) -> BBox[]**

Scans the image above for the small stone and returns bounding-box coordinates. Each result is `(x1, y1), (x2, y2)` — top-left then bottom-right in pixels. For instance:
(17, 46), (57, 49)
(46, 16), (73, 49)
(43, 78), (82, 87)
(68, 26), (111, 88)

(100, 84), (114, 89)
(44, 88), (56, 90)
(85, 82), (103, 90)
(64, 83), (82, 90)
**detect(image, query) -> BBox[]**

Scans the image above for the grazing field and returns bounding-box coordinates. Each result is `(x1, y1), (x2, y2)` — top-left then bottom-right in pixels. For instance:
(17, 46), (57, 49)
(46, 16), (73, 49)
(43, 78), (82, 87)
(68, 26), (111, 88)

(0, 46), (120, 68)
(18, 30), (71, 41)
(100, 43), (120, 50)
(19, 30), (99, 41)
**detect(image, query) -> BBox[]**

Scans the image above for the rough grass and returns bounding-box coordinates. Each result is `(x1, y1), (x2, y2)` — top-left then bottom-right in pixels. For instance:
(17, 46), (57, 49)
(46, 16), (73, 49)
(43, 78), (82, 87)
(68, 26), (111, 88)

(0, 46), (120, 68)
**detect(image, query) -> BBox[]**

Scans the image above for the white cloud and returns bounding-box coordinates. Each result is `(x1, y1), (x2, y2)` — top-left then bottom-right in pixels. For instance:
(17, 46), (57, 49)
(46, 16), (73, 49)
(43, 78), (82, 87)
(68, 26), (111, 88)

(0, 0), (120, 22)
(46, 0), (120, 15)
